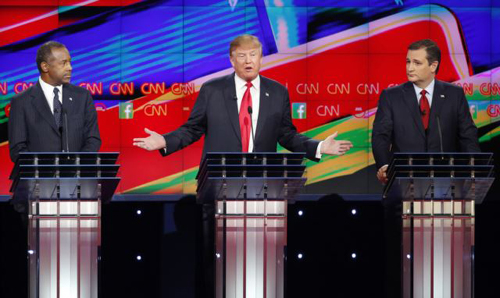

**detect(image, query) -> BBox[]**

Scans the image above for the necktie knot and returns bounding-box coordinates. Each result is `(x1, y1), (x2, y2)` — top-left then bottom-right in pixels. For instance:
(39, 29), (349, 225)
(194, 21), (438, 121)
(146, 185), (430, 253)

(420, 89), (426, 96)
(54, 87), (60, 96)
(246, 82), (253, 89)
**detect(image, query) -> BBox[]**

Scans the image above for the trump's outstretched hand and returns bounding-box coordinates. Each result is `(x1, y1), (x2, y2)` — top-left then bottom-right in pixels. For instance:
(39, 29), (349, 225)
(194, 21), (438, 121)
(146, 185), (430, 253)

(133, 128), (166, 151)
(320, 132), (353, 156)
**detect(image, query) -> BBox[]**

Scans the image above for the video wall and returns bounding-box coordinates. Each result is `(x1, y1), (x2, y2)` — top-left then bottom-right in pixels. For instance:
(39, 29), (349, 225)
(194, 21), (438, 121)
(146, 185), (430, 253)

(1, 0), (499, 195)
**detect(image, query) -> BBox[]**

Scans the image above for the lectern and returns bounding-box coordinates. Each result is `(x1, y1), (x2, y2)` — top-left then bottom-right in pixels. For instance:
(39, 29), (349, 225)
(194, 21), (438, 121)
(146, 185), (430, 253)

(384, 153), (494, 298)
(10, 152), (120, 298)
(197, 152), (307, 298)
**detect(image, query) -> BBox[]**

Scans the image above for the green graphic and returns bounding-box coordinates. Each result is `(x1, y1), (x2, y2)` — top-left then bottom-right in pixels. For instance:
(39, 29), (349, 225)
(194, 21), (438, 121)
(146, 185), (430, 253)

(292, 102), (307, 119)
(119, 102), (134, 119)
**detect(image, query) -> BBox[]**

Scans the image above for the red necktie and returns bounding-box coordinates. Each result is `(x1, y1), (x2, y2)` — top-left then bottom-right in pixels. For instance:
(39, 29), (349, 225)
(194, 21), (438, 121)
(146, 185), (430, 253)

(420, 89), (430, 130)
(239, 82), (253, 152)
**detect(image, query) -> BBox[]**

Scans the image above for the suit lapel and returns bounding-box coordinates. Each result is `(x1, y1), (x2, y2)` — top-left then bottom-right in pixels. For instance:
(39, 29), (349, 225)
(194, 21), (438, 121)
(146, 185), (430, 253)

(402, 82), (426, 138)
(429, 80), (445, 129)
(31, 81), (60, 135)
(255, 76), (270, 144)
(223, 73), (241, 143)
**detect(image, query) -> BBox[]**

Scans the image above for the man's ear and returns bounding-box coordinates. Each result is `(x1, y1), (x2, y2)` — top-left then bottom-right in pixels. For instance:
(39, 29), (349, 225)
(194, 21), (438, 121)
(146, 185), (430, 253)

(430, 61), (438, 74)
(40, 62), (49, 73)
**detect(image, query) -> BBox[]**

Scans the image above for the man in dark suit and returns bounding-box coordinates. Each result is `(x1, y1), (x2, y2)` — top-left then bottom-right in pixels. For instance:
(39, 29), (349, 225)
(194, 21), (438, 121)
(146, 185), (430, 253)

(372, 39), (480, 298)
(134, 34), (353, 298)
(373, 39), (480, 182)
(8, 41), (101, 162)
(5, 41), (101, 297)
(133, 34), (352, 160)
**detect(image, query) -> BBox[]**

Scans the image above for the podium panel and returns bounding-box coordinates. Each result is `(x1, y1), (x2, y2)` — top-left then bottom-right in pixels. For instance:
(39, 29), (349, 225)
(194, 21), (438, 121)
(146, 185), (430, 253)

(198, 153), (306, 298)
(215, 200), (286, 298)
(10, 152), (120, 298)
(384, 153), (494, 298)
(402, 200), (474, 298)
(29, 201), (100, 298)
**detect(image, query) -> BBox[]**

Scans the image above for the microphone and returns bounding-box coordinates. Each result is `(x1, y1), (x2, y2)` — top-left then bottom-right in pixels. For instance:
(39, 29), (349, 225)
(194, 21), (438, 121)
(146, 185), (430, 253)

(247, 106), (256, 152)
(436, 116), (444, 154)
(62, 108), (70, 154)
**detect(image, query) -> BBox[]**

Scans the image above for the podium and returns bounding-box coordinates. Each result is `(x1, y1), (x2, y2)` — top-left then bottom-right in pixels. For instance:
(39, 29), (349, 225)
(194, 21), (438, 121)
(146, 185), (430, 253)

(197, 152), (307, 298)
(384, 153), (495, 298)
(10, 152), (120, 298)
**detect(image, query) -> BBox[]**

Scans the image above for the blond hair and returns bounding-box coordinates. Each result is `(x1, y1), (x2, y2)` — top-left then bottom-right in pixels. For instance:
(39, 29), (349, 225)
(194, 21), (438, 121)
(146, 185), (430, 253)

(229, 34), (262, 56)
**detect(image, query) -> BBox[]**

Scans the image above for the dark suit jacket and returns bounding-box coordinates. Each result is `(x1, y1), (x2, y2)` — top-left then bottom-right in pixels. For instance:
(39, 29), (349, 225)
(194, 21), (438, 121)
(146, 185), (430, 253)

(162, 73), (320, 162)
(8, 81), (101, 162)
(372, 80), (480, 169)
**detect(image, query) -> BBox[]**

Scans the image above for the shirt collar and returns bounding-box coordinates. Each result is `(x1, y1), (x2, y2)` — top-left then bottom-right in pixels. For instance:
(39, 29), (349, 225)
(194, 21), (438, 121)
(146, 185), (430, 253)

(413, 79), (435, 98)
(235, 73), (260, 91)
(39, 76), (63, 95)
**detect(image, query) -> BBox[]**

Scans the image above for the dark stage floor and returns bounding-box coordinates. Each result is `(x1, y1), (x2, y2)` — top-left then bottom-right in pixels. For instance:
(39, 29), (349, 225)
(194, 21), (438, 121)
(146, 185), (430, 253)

(1, 195), (499, 298)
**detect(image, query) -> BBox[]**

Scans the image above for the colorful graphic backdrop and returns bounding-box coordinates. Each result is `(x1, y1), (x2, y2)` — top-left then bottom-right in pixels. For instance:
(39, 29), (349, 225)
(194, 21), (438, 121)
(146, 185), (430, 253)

(1, 0), (499, 195)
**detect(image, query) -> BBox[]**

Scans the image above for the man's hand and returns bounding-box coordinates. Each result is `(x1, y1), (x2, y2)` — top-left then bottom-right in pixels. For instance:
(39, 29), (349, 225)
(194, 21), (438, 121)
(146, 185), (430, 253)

(320, 132), (353, 156)
(377, 165), (389, 184)
(133, 128), (166, 151)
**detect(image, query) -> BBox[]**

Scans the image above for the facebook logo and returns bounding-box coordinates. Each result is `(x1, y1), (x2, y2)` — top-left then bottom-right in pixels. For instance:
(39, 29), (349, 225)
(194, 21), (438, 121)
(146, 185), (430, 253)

(292, 103), (307, 119)
(119, 102), (134, 119)
(469, 104), (477, 119)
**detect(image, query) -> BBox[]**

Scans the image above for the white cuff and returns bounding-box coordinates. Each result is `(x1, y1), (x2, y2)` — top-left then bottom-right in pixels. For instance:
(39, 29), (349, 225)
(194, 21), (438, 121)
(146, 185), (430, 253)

(315, 141), (323, 159)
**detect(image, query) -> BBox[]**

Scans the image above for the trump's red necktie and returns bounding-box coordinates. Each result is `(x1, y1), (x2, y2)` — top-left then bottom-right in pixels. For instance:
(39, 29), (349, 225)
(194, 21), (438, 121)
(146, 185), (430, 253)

(239, 82), (253, 152)
(420, 89), (430, 130)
